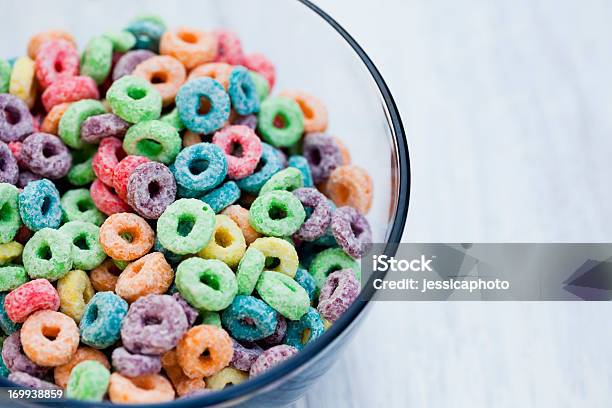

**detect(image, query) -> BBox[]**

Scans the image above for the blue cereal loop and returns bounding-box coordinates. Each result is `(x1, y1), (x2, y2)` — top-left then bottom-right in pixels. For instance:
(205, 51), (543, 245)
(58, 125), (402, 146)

(18, 179), (62, 231)
(221, 295), (277, 342)
(80, 292), (128, 349)
(285, 307), (324, 350)
(201, 181), (240, 213)
(288, 155), (314, 188)
(176, 78), (230, 135)
(235, 143), (284, 194)
(228, 66), (260, 115)
(172, 143), (227, 194)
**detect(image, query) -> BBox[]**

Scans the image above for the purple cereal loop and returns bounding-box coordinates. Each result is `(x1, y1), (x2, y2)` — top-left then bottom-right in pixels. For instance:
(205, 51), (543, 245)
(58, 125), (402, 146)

(112, 50), (156, 81)
(317, 269), (360, 323)
(330, 206), (372, 258)
(302, 133), (342, 183)
(81, 113), (130, 143)
(233, 114), (257, 130)
(0, 94), (33, 143)
(2, 332), (49, 378)
(172, 293), (198, 326)
(8, 372), (60, 389)
(21, 132), (72, 179)
(249, 345), (298, 377)
(292, 187), (331, 241)
(0, 141), (19, 184)
(111, 346), (162, 377)
(127, 161), (177, 219)
(230, 339), (263, 371)
(258, 314), (287, 347)
(120, 294), (189, 356)
(17, 170), (42, 188)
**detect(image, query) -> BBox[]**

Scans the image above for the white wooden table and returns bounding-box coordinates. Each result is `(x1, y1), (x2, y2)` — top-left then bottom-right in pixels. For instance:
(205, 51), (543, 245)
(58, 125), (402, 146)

(295, 0), (612, 406)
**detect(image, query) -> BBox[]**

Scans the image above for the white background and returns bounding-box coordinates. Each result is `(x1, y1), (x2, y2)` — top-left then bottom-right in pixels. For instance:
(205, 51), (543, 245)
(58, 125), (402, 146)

(295, 0), (612, 407)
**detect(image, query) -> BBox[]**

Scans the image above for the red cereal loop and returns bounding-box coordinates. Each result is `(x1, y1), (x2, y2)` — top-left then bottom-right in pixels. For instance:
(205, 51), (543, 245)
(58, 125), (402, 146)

(92, 137), (127, 187)
(243, 53), (276, 88)
(27, 30), (76, 59)
(160, 27), (218, 70)
(113, 155), (150, 201)
(4, 279), (60, 323)
(90, 178), (132, 216)
(41, 76), (100, 112)
(213, 30), (245, 65)
(212, 125), (262, 179)
(35, 39), (80, 89)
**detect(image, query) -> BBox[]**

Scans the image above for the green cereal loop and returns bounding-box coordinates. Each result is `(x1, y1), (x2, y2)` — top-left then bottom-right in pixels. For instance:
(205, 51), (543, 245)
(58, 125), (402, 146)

(175, 257), (237, 312)
(22, 228), (73, 281)
(113, 259), (129, 271)
(310, 247), (361, 289)
(257, 96), (304, 147)
(201, 311), (221, 327)
(81, 36), (113, 85)
(123, 120), (181, 164)
(0, 266), (27, 291)
(236, 247), (265, 296)
(249, 71), (269, 102)
(0, 59), (11, 93)
(68, 156), (95, 186)
(157, 199), (216, 255)
(160, 107), (185, 131)
(249, 190), (306, 237)
(59, 99), (106, 149)
(259, 167), (304, 195)
(106, 75), (162, 124)
(59, 221), (106, 271)
(103, 31), (136, 53)
(0, 184), (22, 244)
(61, 189), (105, 226)
(66, 360), (111, 401)
(256, 271), (310, 320)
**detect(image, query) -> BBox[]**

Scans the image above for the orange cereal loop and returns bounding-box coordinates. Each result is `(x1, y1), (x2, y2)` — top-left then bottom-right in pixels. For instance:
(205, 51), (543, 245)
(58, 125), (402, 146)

(54, 346), (110, 388)
(99, 213), (155, 261)
(109, 373), (175, 404)
(326, 165), (373, 213)
(182, 131), (203, 148)
(279, 90), (328, 133)
(132, 55), (186, 106)
(41, 102), (73, 135)
(187, 62), (232, 89)
(160, 27), (218, 70)
(177, 325), (233, 379)
(333, 137), (351, 165)
(221, 205), (261, 245)
(27, 29), (76, 59)
(20, 310), (80, 367)
(115, 252), (174, 303)
(161, 350), (207, 397)
(89, 259), (121, 292)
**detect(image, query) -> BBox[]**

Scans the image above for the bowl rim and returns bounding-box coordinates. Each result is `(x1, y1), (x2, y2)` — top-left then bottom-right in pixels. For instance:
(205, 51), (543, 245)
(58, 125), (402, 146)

(0, 1), (411, 406)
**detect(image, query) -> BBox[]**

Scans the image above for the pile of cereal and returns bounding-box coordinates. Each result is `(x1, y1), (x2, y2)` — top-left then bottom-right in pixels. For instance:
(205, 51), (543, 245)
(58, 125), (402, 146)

(0, 15), (372, 403)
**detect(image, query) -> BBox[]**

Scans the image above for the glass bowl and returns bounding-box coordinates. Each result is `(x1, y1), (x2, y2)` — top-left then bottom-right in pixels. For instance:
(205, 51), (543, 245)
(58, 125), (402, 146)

(0, 0), (410, 406)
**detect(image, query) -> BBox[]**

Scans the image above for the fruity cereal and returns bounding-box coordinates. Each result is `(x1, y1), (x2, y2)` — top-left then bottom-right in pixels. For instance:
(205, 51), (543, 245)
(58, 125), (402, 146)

(0, 15), (372, 403)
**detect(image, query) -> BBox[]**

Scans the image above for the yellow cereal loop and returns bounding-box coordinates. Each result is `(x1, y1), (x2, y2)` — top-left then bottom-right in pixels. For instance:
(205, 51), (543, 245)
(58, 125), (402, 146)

(206, 367), (248, 390)
(198, 215), (246, 268)
(0, 242), (23, 266)
(57, 270), (95, 322)
(9, 56), (37, 108)
(249, 237), (299, 278)
(323, 318), (332, 330)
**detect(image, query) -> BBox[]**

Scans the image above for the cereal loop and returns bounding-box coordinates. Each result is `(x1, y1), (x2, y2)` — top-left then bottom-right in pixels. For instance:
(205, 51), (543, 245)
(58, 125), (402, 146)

(109, 373), (175, 404)
(132, 55), (186, 106)
(20, 310), (80, 366)
(99, 213), (155, 261)
(115, 252), (174, 302)
(176, 324), (233, 378)
(188, 62), (232, 89)
(326, 165), (373, 214)
(160, 27), (217, 70)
